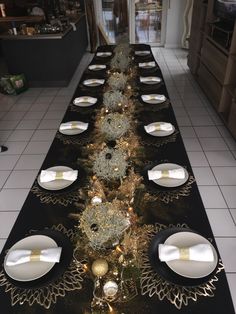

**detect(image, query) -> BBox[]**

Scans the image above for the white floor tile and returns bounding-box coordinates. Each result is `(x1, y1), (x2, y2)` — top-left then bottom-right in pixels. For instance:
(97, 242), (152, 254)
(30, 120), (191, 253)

(16, 119), (41, 130)
(37, 119), (61, 130)
(187, 151), (209, 166)
(205, 151), (236, 166)
(10, 103), (32, 112)
(0, 120), (19, 130)
(0, 155), (19, 170)
(14, 154), (46, 170)
(183, 138), (202, 151)
(190, 115), (215, 126)
(34, 96), (54, 104)
(7, 130), (34, 141)
(2, 111), (25, 121)
(175, 116), (192, 126)
(230, 209), (236, 225)
(0, 212), (19, 238)
(0, 189), (29, 211)
(198, 186), (227, 208)
(212, 167), (236, 185)
(31, 130), (57, 141)
(23, 111), (45, 120)
(224, 137), (236, 151)
(206, 209), (236, 236)
(221, 186), (236, 208)
(1, 141), (28, 155)
(217, 125), (233, 138)
(226, 274), (236, 311)
(192, 167), (217, 185)
(216, 238), (236, 272)
(4, 170), (38, 188)
(43, 111), (66, 120)
(24, 141), (51, 154)
(179, 126), (196, 138)
(29, 103), (50, 112)
(199, 137), (229, 151)
(0, 170), (11, 188)
(0, 239), (6, 254)
(0, 130), (12, 141)
(194, 126), (222, 138)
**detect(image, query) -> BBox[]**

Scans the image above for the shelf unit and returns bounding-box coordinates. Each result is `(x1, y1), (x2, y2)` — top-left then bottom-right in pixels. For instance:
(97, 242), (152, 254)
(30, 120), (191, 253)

(188, 0), (236, 139)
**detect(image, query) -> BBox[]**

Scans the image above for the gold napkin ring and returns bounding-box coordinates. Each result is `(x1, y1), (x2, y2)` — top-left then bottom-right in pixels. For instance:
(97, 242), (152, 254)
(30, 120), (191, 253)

(30, 250), (41, 262)
(55, 172), (64, 180)
(71, 122), (78, 129)
(179, 248), (190, 260)
(154, 124), (161, 131)
(161, 170), (169, 178)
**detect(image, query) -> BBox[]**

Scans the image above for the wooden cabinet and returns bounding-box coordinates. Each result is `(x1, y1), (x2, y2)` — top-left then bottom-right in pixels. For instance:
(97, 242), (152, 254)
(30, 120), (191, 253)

(188, 0), (236, 140)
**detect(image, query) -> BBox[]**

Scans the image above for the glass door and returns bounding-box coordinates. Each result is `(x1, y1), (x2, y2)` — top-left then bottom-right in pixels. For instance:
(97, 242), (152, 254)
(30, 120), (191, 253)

(95, 0), (167, 45)
(129, 0), (168, 46)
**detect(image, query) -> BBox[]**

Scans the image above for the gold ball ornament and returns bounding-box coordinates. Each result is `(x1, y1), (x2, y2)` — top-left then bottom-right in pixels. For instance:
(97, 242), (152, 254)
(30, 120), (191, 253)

(92, 258), (109, 277)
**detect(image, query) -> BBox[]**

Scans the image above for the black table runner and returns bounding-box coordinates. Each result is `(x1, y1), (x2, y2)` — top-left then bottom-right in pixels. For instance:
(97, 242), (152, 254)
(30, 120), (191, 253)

(0, 44), (234, 314)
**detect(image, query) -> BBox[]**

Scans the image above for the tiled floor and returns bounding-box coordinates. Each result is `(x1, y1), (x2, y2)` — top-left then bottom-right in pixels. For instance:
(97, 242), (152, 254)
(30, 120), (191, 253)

(0, 48), (236, 310)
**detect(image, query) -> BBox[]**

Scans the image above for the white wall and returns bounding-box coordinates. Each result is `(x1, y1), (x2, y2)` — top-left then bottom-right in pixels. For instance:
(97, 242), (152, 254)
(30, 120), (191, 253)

(165, 0), (187, 48)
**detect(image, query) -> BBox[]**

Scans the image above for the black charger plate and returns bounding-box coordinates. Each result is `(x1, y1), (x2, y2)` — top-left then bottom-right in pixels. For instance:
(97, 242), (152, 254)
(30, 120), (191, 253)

(5, 229), (73, 289)
(148, 227), (219, 287)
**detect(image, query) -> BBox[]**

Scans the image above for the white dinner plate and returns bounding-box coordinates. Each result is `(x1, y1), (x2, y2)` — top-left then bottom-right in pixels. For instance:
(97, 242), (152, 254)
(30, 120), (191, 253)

(144, 122), (175, 137)
(88, 64), (106, 71)
(38, 166), (76, 191)
(138, 61), (156, 69)
(135, 50), (150, 56)
(59, 121), (88, 135)
(4, 235), (58, 282)
(140, 76), (162, 85)
(164, 232), (218, 279)
(96, 52), (112, 57)
(150, 163), (189, 187)
(83, 79), (105, 87)
(141, 94), (167, 104)
(73, 96), (97, 107)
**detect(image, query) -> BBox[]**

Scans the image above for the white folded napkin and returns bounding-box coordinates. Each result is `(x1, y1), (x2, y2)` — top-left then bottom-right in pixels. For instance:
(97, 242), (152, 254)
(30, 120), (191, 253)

(139, 61), (156, 68)
(59, 121), (88, 131)
(135, 50), (150, 55)
(148, 168), (185, 180)
(6, 247), (62, 266)
(144, 123), (173, 134)
(83, 79), (105, 86)
(89, 64), (106, 70)
(96, 52), (112, 57)
(141, 94), (166, 102)
(158, 244), (214, 262)
(73, 96), (97, 105)
(140, 76), (161, 83)
(40, 170), (78, 183)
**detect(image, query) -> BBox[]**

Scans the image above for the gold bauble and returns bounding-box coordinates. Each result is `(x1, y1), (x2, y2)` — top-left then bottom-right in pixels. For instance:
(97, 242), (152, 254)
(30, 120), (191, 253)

(91, 258), (109, 277)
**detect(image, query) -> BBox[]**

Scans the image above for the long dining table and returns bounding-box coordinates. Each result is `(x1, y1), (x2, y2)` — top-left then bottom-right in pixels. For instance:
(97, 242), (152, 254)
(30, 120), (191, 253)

(0, 44), (235, 314)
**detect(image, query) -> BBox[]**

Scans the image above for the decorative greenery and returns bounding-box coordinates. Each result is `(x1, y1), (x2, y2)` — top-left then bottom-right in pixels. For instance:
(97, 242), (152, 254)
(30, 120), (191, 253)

(103, 90), (128, 111)
(100, 112), (130, 140)
(110, 53), (131, 73)
(79, 201), (130, 250)
(108, 72), (128, 91)
(93, 147), (128, 180)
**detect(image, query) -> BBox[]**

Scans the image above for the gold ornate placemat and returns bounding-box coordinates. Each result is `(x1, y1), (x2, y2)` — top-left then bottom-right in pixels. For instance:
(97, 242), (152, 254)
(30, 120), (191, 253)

(31, 181), (82, 206)
(138, 223), (224, 309)
(0, 224), (85, 309)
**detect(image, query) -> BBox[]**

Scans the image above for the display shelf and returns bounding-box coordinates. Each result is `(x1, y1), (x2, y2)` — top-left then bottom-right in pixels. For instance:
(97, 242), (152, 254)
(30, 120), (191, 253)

(188, 0), (236, 140)
(0, 16), (44, 23)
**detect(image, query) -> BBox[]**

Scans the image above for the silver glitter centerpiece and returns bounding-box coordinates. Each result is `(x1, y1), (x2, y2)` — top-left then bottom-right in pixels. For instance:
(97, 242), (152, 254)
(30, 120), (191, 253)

(93, 147), (128, 180)
(103, 90), (128, 111)
(100, 113), (130, 140)
(108, 72), (128, 91)
(80, 202), (130, 250)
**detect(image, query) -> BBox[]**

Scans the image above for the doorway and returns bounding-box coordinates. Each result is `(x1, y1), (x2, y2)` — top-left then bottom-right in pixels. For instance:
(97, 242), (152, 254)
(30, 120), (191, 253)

(96, 0), (167, 46)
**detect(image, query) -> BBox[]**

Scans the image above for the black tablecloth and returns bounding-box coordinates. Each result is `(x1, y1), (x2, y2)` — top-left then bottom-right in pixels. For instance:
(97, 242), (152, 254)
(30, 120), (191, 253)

(0, 44), (234, 314)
